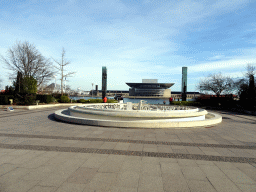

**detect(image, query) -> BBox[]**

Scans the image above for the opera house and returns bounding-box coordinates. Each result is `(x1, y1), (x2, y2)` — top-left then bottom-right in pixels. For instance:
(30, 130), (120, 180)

(126, 79), (174, 97)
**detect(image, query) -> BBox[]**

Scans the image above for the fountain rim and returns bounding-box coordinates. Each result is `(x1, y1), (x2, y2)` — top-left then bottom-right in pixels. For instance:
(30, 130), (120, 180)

(70, 104), (207, 118)
(54, 108), (222, 128)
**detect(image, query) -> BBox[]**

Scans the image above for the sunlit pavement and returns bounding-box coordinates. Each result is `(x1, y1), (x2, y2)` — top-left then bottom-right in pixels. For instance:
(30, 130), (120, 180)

(0, 107), (255, 192)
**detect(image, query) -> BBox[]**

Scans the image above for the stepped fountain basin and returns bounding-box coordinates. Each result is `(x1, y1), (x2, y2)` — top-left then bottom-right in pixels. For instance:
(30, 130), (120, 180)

(54, 102), (222, 128)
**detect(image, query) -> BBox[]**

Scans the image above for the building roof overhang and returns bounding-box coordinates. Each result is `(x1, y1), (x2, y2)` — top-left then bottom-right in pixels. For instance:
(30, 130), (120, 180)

(126, 83), (174, 89)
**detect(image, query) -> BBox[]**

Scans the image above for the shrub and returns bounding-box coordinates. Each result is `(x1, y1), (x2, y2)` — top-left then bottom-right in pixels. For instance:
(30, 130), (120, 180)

(77, 99), (87, 103)
(60, 95), (70, 103)
(23, 76), (37, 94)
(36, 95), (53, 104)
(52, 94), (68, 100)
(87, 99), (102, 103)
(171, 101), (202, 106)
(107, 99), (118, 103)
(23, 94), (36, 105)
(76, 98), (117, 103)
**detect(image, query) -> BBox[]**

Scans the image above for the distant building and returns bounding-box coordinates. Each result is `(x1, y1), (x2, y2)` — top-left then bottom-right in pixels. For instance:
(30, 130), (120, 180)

(171, 91), (201, 100)
(126, 79), (174, 97)
(40, 83), (61, 94)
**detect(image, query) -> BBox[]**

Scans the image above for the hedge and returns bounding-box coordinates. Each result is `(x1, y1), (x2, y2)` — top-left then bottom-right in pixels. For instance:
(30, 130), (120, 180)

(60, 95), (70, 103)
(170, 101), (202, 106)
(77, 99), (117, 103)
(36, 95), (53, 104)
(0, 95), (14, 105)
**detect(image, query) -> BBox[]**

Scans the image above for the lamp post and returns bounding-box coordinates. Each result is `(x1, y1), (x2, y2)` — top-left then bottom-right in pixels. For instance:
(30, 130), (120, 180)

(53, 75), (56, 93)
(92, 83), (94, 97)
(64, 77), (66, 94)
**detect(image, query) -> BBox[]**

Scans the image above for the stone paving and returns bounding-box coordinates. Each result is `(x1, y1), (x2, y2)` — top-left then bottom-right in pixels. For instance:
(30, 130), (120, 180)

(0, 107), (256, 192)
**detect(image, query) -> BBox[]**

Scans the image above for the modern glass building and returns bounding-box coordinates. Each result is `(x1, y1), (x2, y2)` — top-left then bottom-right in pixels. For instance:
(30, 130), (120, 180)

(126, 79), (174, 97)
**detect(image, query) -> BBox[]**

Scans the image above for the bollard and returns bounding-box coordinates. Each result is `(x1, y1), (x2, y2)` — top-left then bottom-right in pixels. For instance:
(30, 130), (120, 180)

(9, 99), (13, 105)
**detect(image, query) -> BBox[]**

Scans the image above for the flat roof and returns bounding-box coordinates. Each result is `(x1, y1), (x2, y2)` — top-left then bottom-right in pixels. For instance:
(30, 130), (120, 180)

(126, 83), (174, 89)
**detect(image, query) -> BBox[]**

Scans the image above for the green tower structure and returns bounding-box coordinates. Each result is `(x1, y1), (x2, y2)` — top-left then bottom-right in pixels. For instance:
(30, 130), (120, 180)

(102, 66), (107, 99)
(181, 67), (187, 101)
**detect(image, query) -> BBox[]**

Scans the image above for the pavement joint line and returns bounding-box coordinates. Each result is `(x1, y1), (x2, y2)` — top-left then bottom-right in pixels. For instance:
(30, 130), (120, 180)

(0, 143), (256, 163)
(0, 133), (255, 149)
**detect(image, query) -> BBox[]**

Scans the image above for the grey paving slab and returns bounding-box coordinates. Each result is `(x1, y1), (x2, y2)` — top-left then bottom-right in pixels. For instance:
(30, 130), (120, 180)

(141, 163), (161, 177)
(128, 143), (144, 151)
(120, 159), (142, 173)
(207, 177), (242, 192)
(162, 173), (190, 192)
(138, 175), (164, 192)
(187, 180), (217, 192)
(0, 164), (18, 176)
(181, 166), (208, 181)
(114, 142), (130, 150)
(98, 160), (123, 173)
(160, 163), (184, 179)
(22, 165), (55, 181)
(56, 183), (87, 192)
(21, 157), (51, 168)
(66, 167), (98, 184)
(87, 172), (118, 191)
(99, 141), (117, 149)
(142, 156), (160, 165)
(28, 186), (58, 192)
(222, 169), (256, 184)
(236, 184), (256, 192)
(116, 171), (140, 188)
(142, 143), (158, 152)
(178, 159), (198, 167)
(185, 146), (204, 155)
(0, 167), (31, 182)
(109, 186), (138, 192)
(81, 154), (109, 168)
(199, 164), (228, 179)
(1, 180), (39, 192)
(214, 161), (239, 170)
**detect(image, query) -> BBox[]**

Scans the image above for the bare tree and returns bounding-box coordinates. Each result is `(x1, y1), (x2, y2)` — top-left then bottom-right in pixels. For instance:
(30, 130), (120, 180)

(198, 73), (234, 96)
(245, 64), (255, 78)
(234, 64), (256, 91)
(0, 41), (55, 87)
(52, 48), (76, 95)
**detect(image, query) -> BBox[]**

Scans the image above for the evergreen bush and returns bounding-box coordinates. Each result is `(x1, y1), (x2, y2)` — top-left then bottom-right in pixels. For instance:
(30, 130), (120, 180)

(36, 95), (53, 104)
(23, 94), (36, 105)
(77, 99), (86, 103)
(76, 99), (117, 103)
(60, 95), (70, 103)
(171, 101), (201, 106)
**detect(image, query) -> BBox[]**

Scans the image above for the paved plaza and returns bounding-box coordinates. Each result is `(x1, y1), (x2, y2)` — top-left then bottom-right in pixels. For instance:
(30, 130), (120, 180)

(0, 107), (256, 192)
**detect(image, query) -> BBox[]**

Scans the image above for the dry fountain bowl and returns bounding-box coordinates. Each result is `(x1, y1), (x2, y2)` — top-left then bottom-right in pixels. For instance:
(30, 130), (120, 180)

(54, 102), (222, 128)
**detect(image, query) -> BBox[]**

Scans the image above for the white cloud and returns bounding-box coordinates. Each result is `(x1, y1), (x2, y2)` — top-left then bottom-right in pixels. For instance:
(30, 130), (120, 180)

(189, 58), (256, 73)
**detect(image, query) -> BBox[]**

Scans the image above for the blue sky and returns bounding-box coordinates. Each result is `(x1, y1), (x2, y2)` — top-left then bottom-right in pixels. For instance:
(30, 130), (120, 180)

(1, 0), (256, 92)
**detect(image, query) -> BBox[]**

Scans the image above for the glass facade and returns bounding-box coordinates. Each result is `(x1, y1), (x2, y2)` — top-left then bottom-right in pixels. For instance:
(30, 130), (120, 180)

(181, 67), (187, 93)
(126, 83), (174, 97)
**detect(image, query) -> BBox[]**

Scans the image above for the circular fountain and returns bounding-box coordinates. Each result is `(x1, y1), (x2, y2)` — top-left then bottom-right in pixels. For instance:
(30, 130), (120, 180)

(54, 101), (222, 128)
